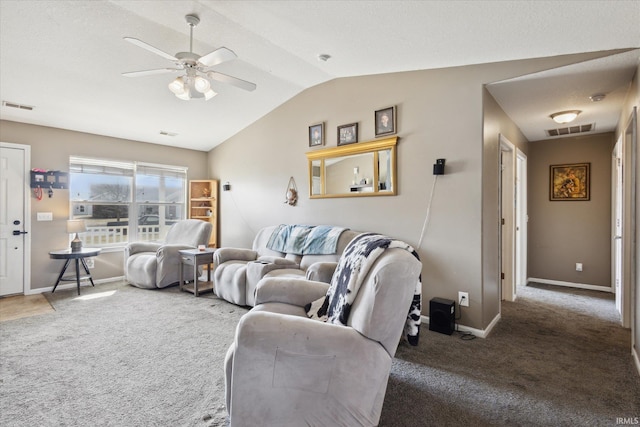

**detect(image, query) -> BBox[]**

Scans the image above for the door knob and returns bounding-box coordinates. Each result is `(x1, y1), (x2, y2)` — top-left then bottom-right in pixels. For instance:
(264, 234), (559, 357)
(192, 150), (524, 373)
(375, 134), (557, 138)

(12, 230), (28, 235)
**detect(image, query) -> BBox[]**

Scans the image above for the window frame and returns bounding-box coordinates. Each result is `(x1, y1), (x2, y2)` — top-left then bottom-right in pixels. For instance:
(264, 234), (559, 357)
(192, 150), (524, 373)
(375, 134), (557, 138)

(69, 156), (188, 249)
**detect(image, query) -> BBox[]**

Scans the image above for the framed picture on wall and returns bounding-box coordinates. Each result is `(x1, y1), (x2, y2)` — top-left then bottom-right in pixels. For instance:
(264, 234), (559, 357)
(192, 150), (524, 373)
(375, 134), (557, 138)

(309, 123), (324, 147)
(337, 123), (358, 145)
(374, 106), (396, 137)
(549, 162), (590, 201)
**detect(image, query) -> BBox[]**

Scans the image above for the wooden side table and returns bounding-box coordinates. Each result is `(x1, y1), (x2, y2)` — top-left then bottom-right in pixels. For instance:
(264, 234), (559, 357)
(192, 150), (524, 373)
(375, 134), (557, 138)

(49, 248), (101, 295)
(179, 248), (215, 297)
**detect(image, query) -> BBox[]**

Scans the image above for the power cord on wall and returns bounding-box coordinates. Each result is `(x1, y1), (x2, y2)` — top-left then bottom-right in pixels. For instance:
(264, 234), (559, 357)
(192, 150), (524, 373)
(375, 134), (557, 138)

(416, 175), (438, 250)
(455, 299), (476, 341)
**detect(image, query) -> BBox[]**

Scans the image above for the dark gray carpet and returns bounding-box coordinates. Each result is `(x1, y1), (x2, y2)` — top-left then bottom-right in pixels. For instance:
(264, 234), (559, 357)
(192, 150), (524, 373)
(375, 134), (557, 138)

(1, 281), (638, 426)
(383, 283), (640, 426)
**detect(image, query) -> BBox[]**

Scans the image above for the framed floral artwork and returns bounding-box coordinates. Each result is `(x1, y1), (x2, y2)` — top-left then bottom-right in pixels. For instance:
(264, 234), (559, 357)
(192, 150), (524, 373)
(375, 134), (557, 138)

(549, 163), (590, 201)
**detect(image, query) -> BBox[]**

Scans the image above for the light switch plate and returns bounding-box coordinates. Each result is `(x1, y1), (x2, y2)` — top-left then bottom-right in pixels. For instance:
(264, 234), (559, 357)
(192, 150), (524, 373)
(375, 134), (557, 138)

(37, 212), (53, 221)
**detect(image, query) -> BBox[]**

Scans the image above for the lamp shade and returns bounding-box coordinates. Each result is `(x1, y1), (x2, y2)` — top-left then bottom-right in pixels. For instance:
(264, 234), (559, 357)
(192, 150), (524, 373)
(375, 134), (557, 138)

(168, 76), (187, 95)
(203, 89), (217, 100)
(169, 74), (216, 101)
(194, 75), (211, 93)
(67, 219), (87, 234)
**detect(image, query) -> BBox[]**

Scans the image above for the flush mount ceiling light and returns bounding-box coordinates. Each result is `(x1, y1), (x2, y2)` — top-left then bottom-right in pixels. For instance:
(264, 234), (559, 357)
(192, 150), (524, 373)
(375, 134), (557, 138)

(550, 110), (581, 124)
(122, 14), (256, 101)
(589, 93), (606, 102)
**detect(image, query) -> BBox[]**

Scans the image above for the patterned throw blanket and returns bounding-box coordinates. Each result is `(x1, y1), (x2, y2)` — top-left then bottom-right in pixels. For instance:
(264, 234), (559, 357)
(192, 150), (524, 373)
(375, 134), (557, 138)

(266, 224), (347, 255)
(305, 233), (422, 346)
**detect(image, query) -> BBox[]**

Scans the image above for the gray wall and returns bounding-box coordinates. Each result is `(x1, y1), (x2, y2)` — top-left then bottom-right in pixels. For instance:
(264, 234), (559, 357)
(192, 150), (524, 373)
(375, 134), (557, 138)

(528, 133), (615, 286)
(208, 52), (611, 331)
(482, 88), (529, 326)
(0, 120), (208, 290)
(616, 62), (639, 370)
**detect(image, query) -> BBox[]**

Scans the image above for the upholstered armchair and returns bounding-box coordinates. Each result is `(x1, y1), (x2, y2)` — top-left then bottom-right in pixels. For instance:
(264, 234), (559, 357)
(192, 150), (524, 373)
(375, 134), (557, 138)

(125, 219), (212, 289)
(224, 238), (422, 426)
(214, 225), (360, 307)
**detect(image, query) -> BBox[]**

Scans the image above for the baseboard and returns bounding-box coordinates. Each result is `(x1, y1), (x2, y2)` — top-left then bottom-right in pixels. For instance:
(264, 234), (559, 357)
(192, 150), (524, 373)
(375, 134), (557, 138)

(527, 277), (613, 293)
(26, 276), (125, 295)
(421, 312), (501, 339)
(633, 344), (640, 377)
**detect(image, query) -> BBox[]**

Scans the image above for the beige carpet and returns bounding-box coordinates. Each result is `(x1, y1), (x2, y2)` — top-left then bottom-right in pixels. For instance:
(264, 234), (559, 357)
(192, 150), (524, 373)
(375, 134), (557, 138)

(0, 293), (55, 322)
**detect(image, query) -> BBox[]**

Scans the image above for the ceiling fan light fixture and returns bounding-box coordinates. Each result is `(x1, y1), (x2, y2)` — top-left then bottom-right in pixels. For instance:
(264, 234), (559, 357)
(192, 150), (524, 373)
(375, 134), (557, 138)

(124, 13), (255, 100)
(550, 110), (581, 124)
(194, 75), (211, 93)
(204, 89), (217, 100)
(168, 76), (187, 95)
(175, 91), (191, 101)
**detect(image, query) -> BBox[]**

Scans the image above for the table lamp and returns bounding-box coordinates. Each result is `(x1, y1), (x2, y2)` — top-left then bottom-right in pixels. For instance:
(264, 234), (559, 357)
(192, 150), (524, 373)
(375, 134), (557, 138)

(67, 219), (87, 252)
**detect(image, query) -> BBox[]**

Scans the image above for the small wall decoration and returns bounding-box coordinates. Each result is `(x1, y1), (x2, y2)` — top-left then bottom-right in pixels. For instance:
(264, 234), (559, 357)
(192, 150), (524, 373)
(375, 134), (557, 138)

(337, 123), (358, 145)
(550, 163), (590, 201)
(309, 123), (324, 147)
(374, 106), (396, 137)
(284, 176), (298, 206)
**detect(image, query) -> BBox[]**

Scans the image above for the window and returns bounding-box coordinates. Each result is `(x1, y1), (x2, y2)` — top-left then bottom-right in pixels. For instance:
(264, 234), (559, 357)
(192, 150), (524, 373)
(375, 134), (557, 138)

(70, 157), (187, 248)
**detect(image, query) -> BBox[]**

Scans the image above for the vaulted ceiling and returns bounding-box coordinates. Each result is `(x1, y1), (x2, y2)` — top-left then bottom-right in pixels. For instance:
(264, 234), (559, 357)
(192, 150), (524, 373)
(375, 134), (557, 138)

(1, 1), (638, 151)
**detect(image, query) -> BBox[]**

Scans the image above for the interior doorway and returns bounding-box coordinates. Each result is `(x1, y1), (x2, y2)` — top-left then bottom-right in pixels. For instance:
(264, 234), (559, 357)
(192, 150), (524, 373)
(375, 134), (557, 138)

(612, 107), (637, 328)
(612, 135), (623, 318)
(516, 150), (528, 288)
(500, 134), (527, 302)
(0, 142), (31, 296)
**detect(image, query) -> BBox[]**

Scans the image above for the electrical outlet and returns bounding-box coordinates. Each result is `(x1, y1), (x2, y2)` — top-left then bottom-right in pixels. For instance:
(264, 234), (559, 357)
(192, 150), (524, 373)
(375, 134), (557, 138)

(576, 263), (583, 272)
(85, 258), (94, 269)
(458, 291), (469, 307)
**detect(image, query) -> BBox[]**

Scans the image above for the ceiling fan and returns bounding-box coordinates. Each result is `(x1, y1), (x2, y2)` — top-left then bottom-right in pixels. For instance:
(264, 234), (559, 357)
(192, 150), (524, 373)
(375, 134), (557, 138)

(122, 14), (256, 100)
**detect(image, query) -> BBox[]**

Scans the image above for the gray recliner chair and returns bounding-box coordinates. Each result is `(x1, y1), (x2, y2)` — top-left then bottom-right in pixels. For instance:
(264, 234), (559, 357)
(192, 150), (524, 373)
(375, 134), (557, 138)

(224, 239), (422, 426)
(124, 219), (212, 289)
(214, 225), (360, 307)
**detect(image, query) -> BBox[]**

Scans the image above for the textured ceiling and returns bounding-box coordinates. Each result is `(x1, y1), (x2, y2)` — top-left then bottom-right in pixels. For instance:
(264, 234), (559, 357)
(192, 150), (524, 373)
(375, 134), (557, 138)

(487, 49), (639, 142)
(1, 1), (639, 151)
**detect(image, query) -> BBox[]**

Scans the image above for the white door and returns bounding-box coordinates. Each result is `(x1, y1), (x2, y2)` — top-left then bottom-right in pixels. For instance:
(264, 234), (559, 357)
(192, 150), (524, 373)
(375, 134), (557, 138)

(0, 144), (29, 296)
(500, 135), (516, 302)
(612, 137), (623, 316)
(515, 150), (528, 288)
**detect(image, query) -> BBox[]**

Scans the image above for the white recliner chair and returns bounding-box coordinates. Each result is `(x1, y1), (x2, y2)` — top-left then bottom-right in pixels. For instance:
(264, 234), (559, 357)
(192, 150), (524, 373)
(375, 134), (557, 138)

(124, 219), (212, 289)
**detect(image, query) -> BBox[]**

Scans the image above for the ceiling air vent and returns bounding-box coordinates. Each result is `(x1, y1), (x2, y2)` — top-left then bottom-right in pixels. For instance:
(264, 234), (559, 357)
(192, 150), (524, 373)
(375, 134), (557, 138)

(546, 123), (594, 137)
(2, 101), (34, 111)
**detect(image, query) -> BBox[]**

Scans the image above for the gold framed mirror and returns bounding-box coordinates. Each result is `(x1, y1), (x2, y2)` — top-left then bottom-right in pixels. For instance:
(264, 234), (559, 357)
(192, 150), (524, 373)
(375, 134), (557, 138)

(306, 137), (397, 198)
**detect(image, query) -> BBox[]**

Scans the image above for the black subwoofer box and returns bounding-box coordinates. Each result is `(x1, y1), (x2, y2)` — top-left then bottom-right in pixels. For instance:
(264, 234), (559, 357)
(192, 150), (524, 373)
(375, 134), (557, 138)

(429, 297), (455, 335)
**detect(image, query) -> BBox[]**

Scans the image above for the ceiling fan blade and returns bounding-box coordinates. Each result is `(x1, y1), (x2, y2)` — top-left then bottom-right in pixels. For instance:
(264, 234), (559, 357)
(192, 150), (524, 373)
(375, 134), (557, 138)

(207, 71), (256, 92)
(122, 68), (181, 77)
(124, 37), (178, 61)
(199, 47), (237, 67)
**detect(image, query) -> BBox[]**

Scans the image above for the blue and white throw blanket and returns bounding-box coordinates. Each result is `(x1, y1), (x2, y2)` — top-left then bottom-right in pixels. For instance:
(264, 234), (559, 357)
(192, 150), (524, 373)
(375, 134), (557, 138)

(266, 224), (347, 255)
(305, 233), (422, 346)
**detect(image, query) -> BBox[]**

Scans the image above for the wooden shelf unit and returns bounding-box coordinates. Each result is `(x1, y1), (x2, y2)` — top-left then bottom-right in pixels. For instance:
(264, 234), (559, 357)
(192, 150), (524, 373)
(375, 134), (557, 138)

(188, 180), (218, 247)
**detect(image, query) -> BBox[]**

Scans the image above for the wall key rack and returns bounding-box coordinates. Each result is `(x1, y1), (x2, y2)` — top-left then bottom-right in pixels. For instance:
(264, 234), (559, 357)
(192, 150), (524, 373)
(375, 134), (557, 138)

(30, 170), (68, 189)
